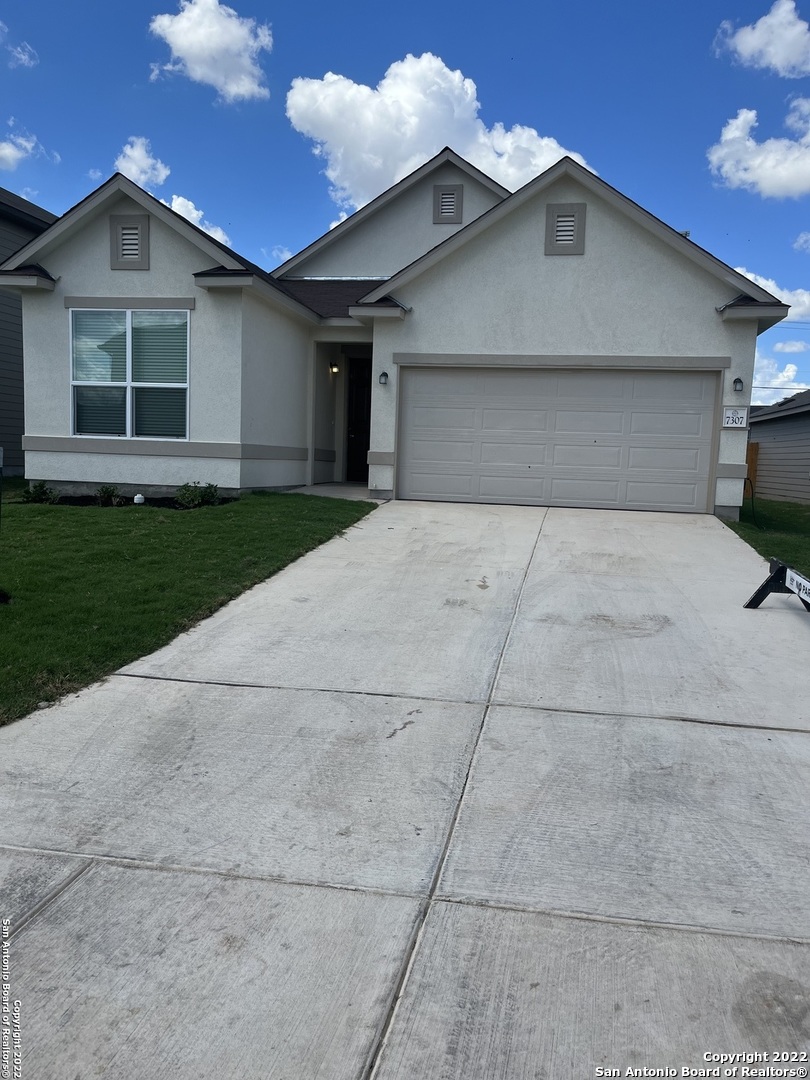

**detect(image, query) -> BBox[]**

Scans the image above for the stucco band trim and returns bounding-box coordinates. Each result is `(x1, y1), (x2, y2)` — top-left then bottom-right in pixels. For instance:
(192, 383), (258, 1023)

(715, 463), (748, 479)
(367, 451), (395, 466)
(314, 448), (337, 462)
(23, 437), (308, 460)
(393, 353), (732, 369)
(64, 297), (196, 309)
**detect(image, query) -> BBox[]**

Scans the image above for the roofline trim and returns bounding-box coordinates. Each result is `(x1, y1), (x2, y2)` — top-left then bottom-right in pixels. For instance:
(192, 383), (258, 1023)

(360, 156), (786, 309)
(272, 147), (510, 279)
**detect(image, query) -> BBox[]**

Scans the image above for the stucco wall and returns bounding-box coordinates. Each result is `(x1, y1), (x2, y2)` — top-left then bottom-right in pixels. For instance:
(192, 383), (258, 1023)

(24, 194), (243, 441)
(288, 164), (504, 279)
(25, 449), (241, 491)
(22, 193), (251, 486)
(366, 174), (760, 507)
(239, 289), (313, 487)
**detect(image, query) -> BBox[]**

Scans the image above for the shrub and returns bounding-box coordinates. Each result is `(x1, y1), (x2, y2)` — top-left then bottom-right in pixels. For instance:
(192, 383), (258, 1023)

(21, 480), (59, 504)
(95, 484), (125, 507)
(175, 481), (219, 510)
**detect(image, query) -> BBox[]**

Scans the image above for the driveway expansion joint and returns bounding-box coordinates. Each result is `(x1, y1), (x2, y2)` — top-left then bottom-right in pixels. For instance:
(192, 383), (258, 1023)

(7, 857), (94, 939)
(492, 699), (810, 736)
(432, 894), (810, 946)
(111, 671), (486, 708)
(0, 844), (427, 903)
(365, 512), (548, 1080)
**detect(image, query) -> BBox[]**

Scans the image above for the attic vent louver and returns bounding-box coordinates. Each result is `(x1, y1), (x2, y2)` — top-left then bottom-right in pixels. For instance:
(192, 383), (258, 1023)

(439, 191), (456, 217)
(110, 214), (150, 270)
(433, 184), (463, 224)
(554, 214), (576, 244)
(119, 225), (141, 259)
(545, 203), (586, 255)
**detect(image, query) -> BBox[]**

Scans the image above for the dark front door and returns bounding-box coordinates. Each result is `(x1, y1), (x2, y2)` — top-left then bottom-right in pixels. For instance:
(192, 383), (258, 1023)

(346, 357), (372, 483)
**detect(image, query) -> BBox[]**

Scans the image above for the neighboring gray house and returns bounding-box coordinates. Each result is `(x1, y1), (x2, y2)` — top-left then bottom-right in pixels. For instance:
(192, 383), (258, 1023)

(0, 148), (789, 516)
(749, 389), (810, 504)
(0, 187), (57, 473)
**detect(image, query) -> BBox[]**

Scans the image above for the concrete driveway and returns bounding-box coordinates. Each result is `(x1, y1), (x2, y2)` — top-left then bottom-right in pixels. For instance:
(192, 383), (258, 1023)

(1, 503), (808, 1078)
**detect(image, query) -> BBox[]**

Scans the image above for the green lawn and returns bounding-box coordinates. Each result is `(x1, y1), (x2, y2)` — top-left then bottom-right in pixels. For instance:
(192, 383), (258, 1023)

(726, 495), (810, 579)
(0, 486), (375, 726)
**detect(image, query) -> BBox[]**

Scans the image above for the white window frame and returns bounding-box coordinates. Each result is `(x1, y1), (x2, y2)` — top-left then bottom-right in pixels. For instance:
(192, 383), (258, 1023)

(69, 307), (190, 440)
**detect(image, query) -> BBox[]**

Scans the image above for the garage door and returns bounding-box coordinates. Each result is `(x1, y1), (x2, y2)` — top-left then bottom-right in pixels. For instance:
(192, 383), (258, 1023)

(397, 368), (717, 511)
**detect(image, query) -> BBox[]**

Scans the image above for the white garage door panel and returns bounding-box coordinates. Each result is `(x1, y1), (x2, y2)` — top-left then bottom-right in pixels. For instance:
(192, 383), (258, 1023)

(398, 367), (717, 512)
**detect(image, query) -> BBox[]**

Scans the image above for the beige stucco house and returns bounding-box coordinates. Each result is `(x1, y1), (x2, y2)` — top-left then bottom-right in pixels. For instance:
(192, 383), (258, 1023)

(0, 148), (788, 517)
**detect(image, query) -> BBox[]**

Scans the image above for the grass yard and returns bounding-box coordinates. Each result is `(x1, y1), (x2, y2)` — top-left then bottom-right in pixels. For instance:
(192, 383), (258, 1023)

(0, 483), (375, 726)
(726, 494), (810, 579)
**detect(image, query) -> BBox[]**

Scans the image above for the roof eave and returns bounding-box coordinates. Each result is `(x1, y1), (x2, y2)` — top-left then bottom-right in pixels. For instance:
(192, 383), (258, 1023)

(272, 147), (510, 280)
(0, 273), (55, 291)
(194, 271), (320, 323)
(361, 156), (787, 307)
(719, 304), (790, 334)
(0, 174), (246, 274)
(347, 305), (407, 325)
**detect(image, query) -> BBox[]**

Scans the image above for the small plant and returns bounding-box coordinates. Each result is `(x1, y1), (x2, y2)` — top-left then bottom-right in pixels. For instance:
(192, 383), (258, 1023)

(175, 481), (219, 510)
(95, 484), (125, 507)
(21, 480), (59, 504)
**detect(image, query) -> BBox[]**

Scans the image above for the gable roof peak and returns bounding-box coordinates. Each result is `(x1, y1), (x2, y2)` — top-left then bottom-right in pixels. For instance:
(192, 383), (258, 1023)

(273, 146), (509, 279)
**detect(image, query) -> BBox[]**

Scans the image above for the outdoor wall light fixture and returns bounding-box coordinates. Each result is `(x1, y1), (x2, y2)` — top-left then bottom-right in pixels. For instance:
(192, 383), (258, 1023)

(379, 371), (389, 385)
(329, 361), (340, 374)
(733, 377), (744, 392)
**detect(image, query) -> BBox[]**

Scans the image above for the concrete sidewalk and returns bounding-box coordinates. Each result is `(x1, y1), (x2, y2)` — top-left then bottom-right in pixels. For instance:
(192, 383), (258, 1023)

(1, 503), (808, 1078)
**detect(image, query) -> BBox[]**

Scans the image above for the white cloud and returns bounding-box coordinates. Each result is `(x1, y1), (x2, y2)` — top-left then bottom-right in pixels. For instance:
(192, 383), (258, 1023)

(794, 230), (810, 251)
(150, 0), (272, 103)
(752, 352), (810, 403)
(8, 42), (38, 69)
(115, 136), (170, 189)
(707, 100), (810, 197)
(329, 211), (349, 230)
(774, 339), (810, 350)
(88, 168), (102, 181)
(0, 21), (38, 69)
(736, 265), (810, 318)
(268, 244), (292, 263)
(164, 194), (230, 244)
(286, 52), (591, 211)
(0, 132), (36, 170)
(716, 0), (810, 77)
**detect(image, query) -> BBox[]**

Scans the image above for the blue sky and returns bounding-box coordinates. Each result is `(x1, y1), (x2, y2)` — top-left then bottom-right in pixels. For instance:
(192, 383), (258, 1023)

(2, 0), (810, 402)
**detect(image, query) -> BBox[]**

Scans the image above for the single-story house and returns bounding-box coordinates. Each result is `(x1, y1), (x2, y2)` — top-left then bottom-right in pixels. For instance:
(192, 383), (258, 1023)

(748, 389), (810, 504)
(0, 148), (789, 517)
(0, 187), (57, 474)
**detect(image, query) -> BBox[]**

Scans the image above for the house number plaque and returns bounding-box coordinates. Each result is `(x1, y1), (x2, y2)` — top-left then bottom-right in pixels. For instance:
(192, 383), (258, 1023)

(722, 407), (748, 428)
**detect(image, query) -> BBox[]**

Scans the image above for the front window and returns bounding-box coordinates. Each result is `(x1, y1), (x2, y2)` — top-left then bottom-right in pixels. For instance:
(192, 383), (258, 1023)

(71, 309), (188, 438)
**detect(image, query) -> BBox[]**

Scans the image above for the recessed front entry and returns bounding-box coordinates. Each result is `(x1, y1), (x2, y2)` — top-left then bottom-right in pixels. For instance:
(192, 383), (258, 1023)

(397, 367), (717, 512)
(346, 356), (372, 483)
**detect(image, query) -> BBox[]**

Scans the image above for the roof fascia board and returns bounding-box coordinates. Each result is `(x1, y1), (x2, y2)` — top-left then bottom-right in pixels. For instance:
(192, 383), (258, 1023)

(272, 147), (509, 280)
(0, 273), (54, 291)
(359, 157), (784, 307)
(0, 175), (245, 273)
(720, 305), (789, 320)
(719, 304), (790, 334)
(347, 305), (406, 325)
(750, 399), (810, 421)
(195, 272), (320, 323)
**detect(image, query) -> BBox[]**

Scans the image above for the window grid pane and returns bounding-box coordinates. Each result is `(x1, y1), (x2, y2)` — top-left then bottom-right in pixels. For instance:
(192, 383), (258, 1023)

(132, 311), (188, 383)
(72, 309), (188, 439)
(72, 310), (126, 382)
(133, 387), (187, 438)
(74, 386), (127, 436)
